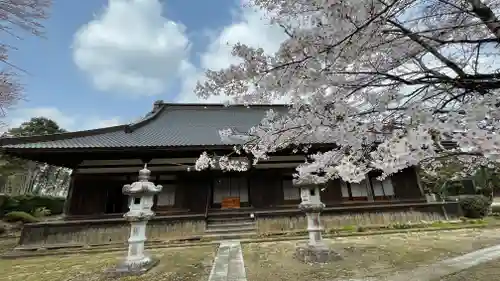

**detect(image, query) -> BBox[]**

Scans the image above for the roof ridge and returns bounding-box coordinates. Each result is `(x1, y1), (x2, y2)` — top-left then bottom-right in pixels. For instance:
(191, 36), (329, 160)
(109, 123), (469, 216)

(124, 102), (167, 133)
(122, 102), (290, 133)
(0, 124), (128, 146)
(157, 102), (290, 107)
(0, 102), (292, 148)
(0, 102), (168, 145)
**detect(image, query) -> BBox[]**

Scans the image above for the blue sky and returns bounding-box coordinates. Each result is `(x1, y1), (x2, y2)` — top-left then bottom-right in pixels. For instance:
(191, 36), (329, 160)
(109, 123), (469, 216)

(4, 0), (285, 132)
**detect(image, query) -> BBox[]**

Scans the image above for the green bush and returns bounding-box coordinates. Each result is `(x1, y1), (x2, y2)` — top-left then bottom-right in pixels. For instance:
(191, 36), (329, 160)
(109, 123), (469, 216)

(4, 211), (40, 223)
(32, 207), (51, 218)
(1, 194), (65, 216)
(459, 195), (491, 218)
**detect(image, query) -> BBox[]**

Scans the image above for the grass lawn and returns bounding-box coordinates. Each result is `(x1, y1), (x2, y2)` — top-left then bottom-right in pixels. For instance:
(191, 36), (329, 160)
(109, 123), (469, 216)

(243, 228), (500, 281)
(0, 245), (217, 281)
(437, 257), (500, 281)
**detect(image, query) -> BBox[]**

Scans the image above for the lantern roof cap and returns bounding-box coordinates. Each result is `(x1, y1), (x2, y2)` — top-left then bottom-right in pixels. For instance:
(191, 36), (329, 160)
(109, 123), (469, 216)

(122, 164), (162, 195)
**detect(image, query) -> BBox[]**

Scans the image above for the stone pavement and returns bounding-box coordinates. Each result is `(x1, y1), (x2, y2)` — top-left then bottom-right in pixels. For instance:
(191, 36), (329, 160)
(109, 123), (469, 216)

(388, 243), (500, 281)
(208, 240), (247, 281)
(206, 240), (500, 281)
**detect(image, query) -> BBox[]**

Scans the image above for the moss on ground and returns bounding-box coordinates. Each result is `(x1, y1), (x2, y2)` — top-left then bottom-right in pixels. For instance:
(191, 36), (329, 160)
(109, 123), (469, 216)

(0, 245), (217, 281)
(243, 228), (500, 281)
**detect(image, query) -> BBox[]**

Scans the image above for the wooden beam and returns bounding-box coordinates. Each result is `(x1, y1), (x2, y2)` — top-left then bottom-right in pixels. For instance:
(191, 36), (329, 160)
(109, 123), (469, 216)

(78, 155), (306, 167)
(80, 159), (142, 166)
(261, 155), (306, 162)
(75, 161), (303, 174)
(254, 163), (301, 169)
(158, 175), (177, 180)
(75, 165), (190, 174)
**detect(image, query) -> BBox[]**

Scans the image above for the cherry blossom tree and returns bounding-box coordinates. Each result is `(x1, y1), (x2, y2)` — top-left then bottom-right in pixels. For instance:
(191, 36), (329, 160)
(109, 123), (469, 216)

(194, 0), (500, 184)
(0, 0), (51, 119)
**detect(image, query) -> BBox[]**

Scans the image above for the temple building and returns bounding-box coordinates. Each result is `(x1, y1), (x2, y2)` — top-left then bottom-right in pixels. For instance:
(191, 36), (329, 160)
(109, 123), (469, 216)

(0, 102), (461, 250)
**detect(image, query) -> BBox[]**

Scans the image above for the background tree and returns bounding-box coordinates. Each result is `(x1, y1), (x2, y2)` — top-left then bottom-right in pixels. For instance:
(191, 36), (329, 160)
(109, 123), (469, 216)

(472, 165), (500, 199)
(0, 117), (70, 196)
(0, 0), (51, 122)
(194, 0), (500, 184)
(419, 156), (500, 199)
(8, 117), (65, 136)
(419, 158), (468, 196)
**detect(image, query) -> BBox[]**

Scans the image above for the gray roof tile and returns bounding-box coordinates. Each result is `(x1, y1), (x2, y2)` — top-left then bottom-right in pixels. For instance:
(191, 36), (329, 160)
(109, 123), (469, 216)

(0, 104), (289, 149)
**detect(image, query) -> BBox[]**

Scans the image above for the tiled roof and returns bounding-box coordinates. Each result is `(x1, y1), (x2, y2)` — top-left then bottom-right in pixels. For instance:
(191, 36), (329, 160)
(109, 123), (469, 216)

(0, 103), (290, 150)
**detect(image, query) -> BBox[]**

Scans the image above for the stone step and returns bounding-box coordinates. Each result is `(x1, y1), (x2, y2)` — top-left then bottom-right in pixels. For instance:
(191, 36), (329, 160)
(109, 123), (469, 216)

(207, 207), (254, 214)
(203, 231), (257, 240)
(206, 221), (256, 228)
(205, 225), (256, 234)
(207, 216), (254, 223)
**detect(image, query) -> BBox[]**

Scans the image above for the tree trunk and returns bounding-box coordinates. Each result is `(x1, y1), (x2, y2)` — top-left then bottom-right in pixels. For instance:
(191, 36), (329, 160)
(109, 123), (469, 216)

(467, 0), (500, 40)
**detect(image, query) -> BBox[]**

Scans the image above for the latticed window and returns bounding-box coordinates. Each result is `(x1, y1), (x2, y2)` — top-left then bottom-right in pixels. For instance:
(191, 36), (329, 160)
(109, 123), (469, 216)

(282, 178), (300, 201)
(341, 176), (395, 201)
(156, 184), (176, 206)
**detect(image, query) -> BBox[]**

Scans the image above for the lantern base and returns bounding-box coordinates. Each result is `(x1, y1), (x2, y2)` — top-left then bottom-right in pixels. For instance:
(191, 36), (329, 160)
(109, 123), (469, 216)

(104, 256), (159, 277)
(294, 242), (342, 264)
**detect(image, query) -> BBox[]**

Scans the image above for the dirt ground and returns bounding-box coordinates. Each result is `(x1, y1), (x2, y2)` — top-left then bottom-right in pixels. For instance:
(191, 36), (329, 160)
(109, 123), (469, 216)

(436, 257), (500, 281)
(0, 237), (17, 254)
(0, 245), (216, 281)
(242, 228), (500, 281)
(2, 227), (500, 281)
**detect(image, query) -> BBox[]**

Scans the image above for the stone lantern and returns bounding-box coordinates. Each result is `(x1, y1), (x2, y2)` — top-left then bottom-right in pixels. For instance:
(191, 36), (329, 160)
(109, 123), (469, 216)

(106, 164), (162, 276)
(293, 180), (341, 263)
(298, 182), (326, 246)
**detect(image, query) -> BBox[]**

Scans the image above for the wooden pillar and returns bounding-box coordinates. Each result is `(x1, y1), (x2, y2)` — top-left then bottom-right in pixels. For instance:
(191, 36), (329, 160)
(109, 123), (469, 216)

(413, 166), (425, 196)
(364, 174), (374, 202)
(62, 172), (76, 219)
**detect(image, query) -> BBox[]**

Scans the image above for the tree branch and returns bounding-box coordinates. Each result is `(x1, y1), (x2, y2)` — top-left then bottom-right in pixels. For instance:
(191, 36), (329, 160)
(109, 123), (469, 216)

(467, 0), (500, 40)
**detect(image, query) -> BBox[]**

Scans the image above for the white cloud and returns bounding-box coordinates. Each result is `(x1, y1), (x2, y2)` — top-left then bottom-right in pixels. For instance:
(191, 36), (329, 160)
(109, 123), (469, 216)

(200, 6), (285, 70)
(176, 3), (287, 103)
(83, 116), (122, 129)
(73, 0), (190, 96)
(2, 107), (121, 133)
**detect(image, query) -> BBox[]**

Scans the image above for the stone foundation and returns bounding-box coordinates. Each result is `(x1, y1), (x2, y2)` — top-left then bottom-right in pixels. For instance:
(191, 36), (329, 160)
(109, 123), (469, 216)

(294, 242), (342, 264)
(256, 202), (461, 234)
(105, 256), (159, 277)
(18, 216), (206, 248)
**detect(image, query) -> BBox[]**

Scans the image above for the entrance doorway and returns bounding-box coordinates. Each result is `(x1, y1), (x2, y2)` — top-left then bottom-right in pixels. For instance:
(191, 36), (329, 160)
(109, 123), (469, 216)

(105, 186), (127, 214)
(212, 175), (249, 208)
